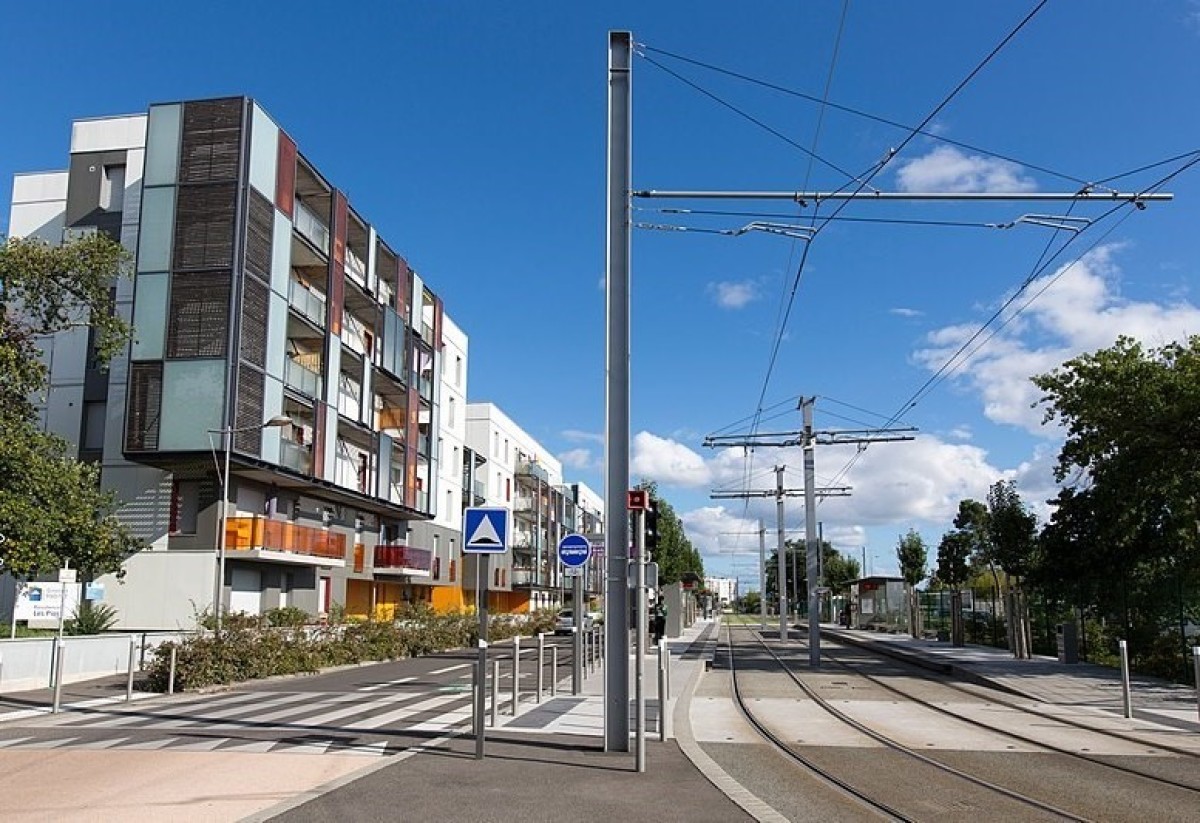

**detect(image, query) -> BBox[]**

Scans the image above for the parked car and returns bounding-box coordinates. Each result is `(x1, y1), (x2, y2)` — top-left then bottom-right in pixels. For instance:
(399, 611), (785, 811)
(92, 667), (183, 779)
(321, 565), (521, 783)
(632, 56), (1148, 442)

(554, 608), (594, 635)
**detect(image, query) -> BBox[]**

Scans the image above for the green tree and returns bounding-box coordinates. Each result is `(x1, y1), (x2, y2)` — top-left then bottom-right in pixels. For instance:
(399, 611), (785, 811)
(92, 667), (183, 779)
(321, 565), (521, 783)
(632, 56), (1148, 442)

(765, 539), (855, 609)
(636, 481), (703, 584)
(0, 234), (141, 579)
(1034, 336), (1200, 678)
(896, 529), (928, 637)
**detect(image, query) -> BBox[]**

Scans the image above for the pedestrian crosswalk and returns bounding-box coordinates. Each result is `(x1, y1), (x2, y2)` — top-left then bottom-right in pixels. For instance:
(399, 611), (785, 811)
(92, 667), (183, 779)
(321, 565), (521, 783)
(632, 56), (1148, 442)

(0, 681), (490, 758)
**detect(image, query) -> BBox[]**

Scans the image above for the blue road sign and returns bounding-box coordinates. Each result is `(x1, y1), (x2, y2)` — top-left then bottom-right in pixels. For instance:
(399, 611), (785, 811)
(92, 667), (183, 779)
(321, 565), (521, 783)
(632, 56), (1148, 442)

(558, 533), (592, 568)
(463, 507), (510, 554)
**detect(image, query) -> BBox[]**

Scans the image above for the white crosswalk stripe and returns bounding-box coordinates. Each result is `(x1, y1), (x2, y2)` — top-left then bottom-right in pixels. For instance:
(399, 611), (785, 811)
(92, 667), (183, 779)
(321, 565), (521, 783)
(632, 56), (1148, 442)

(0, 737), (34, 748)
(359, 675), (417, 693)
(343, 693), (466, 731)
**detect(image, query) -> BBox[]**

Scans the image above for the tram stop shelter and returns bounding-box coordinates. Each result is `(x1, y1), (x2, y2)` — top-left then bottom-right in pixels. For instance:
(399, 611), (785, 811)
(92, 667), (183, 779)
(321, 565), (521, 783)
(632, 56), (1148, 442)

(848, 576), (908, 632)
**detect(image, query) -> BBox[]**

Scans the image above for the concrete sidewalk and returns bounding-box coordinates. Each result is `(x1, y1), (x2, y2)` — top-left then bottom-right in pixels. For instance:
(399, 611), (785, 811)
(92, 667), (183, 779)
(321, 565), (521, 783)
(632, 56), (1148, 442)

(0, 671), (157, 722)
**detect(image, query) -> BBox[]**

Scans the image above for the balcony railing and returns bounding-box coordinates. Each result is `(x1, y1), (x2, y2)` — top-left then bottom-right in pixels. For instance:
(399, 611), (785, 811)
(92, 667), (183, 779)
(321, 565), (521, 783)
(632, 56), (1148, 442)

(346, 249), (367, 289)
(516, 460), (550, 484)
(288, 278), (326, 327)
(225, 516), (345, 561)
(374, 544), (433, 574)
(278, 439), (312, 475)
(513, 495), (537, 513)
(294, 199), (330, 254)
(284, 358), (322, 398)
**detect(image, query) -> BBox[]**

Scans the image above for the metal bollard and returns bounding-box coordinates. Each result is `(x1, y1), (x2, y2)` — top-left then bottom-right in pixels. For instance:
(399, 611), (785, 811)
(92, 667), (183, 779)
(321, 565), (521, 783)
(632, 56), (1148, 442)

(1193, 646), (1199, 722)
(490, 659), (499, 727)
(536, 633), (545, 703)
(658, 641), (667, 742)
(551, 646), (558, 696)
(511, 646), (520, 715)
(126, 636), (137, 701)
(168, 646), (178, 695)
(664, 638), (671, 699)
(0, 650), (4, 693)
(51, 645), (65, 714)
(1119, 639), (1133, 719)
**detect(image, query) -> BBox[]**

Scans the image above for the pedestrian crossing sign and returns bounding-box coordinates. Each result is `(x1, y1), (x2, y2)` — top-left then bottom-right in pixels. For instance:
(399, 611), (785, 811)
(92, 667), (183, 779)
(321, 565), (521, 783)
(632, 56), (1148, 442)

(463, 507), (510, 554)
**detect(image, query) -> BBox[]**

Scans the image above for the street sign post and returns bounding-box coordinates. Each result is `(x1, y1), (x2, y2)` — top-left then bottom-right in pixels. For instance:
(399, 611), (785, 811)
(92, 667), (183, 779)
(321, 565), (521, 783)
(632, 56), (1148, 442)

(559, 534), (591, 694)
(463, 507), (510, 761)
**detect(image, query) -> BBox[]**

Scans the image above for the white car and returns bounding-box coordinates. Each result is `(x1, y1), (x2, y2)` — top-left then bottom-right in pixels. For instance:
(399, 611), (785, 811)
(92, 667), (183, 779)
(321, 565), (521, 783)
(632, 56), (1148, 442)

(554, 609), (594, 635)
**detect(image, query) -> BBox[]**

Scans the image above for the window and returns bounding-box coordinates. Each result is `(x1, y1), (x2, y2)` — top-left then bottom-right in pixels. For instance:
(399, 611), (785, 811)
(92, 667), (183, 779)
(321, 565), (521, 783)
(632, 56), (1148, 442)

(100, 164), (126, 212)
(447, 397), (456, 426)
(455, 356), (463, 388)
(505, 477), (511, 502)
(170, 480), (200, 534)
(503, 439), (509, 462)
(82, 401), (106, 451)
(493, 432), (499, 458)
(446, 490), (453, 516)
(496, 471), (502, 498)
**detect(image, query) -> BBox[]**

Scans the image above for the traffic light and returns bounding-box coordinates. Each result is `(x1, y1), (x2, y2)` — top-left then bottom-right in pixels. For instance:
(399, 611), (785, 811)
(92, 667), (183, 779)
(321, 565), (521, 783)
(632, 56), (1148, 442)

(645, 499), (659, 552)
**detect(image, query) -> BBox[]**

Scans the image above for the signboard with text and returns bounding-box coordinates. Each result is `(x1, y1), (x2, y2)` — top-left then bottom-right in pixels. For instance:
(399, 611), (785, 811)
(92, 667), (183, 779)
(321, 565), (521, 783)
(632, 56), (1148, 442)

(14, 582), (81, 623)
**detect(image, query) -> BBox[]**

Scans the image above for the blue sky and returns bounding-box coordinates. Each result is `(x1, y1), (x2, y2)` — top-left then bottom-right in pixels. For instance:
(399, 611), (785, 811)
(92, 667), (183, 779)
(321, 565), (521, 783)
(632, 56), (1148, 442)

(4, 2), (1199, 593)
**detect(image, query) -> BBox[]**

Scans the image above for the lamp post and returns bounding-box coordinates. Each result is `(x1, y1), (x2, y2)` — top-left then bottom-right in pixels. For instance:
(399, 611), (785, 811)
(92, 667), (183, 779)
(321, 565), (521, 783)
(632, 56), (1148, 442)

(210, 414), (292, 635)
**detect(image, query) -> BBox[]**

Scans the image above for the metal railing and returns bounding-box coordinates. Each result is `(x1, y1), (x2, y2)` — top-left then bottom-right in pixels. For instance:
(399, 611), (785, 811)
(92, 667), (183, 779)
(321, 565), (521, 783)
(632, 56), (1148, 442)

(294, 199), (330, 253)
(288, 278), (326, 327)
(284, 358), (322, 398)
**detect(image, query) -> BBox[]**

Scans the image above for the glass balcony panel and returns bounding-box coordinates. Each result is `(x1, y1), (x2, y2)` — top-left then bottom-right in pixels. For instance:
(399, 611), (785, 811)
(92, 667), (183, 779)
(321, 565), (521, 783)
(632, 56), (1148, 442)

(294, 199), (330, 253)
(284, 358), (322, 398)
(289, 278), (326, 327)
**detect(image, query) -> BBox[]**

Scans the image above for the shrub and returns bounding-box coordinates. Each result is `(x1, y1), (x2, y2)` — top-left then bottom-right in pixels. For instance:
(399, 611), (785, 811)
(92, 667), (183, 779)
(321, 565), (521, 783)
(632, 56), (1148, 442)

(65, 601), (119, 635)
(264, 606), (309, 628)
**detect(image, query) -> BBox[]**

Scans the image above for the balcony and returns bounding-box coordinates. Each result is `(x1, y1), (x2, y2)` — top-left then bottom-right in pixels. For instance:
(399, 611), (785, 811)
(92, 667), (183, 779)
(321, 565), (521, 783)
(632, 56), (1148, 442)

(288, 278), (326, 328)
(284, 358), (322, 398)
(294, 199), (330, 254)
(278, 439), (312, 475)
(346, 249), (367, 290)
(373, 544), (432, 577)
(516, 460), (549, 484)
(225, 516), (346, 567)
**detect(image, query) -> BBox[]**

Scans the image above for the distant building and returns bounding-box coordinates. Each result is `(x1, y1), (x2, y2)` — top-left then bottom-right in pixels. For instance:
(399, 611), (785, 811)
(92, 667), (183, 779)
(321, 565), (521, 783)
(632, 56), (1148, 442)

(705, 576), (739, 606)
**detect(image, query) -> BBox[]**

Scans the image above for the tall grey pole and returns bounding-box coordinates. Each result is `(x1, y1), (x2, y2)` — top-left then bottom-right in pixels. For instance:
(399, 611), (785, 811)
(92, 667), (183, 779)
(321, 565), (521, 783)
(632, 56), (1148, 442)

(775, 466), (787, 640)
(635, 507), (646, 773)
(475, 554), (489, 759)
(572, 573), (583, 695)
(214, 427), (232, 635)
(803, 397), (821, 667)
(604, 29), (633, 754)
(758, 520), (767, 631)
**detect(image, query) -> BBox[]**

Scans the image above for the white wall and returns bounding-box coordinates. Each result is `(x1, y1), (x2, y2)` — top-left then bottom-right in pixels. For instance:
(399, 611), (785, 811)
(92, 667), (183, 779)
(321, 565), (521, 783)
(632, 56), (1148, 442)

(8, 171), (68, 240)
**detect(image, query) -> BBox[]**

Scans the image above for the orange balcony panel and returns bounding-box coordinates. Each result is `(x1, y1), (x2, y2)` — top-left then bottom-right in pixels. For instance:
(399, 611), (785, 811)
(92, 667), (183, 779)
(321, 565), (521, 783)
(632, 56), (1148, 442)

(226, 516), (347, 563)
(373, 543), (433, 576)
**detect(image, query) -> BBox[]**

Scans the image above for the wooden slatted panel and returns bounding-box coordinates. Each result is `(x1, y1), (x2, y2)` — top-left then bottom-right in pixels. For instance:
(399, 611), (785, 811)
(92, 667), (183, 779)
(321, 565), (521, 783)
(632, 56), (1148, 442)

(173, 182), (236, 270)
(239, 274), (268, 368)
(179, 99), (243, 184)
(244, 188), (274, 281)
(234, 364), (265, 454)
(166, 271), (230, 358)
(125, 362), (163, 451)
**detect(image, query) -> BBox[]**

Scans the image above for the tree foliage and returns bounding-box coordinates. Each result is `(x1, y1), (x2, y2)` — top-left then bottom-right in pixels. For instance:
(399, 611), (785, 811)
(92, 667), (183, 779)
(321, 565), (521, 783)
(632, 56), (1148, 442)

(1033, 336), (1200, 676)
(896, 529), (928, 587)
(765, 540), (858, 600)
(637, 481), (704, 584)
(0, 234), (141, 579)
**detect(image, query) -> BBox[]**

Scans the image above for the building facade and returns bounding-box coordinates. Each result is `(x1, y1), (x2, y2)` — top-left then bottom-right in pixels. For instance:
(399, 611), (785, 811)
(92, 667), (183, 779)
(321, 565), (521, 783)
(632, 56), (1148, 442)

(7, 98), (457, 628)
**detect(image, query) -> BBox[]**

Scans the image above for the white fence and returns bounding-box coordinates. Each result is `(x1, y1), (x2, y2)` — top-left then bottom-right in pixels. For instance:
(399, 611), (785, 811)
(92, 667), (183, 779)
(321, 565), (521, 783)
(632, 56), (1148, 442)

(0, 632), (189, 693)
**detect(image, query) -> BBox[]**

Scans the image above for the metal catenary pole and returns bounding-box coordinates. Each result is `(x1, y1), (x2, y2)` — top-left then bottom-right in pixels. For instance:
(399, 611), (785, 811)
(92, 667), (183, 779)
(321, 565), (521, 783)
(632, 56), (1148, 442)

(775, 466), (788, 640)
(758, 520), (767, 631)
(635, 506), (646, 773)
(604, 29), (633, 754)
(802, 398), (821, 667)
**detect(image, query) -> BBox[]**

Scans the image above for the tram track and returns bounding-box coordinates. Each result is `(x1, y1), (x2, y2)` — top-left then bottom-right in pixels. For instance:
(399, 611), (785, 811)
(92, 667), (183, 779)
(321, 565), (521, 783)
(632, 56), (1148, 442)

(725, 622), (1090, 822)
(810, 636), (1200, 794)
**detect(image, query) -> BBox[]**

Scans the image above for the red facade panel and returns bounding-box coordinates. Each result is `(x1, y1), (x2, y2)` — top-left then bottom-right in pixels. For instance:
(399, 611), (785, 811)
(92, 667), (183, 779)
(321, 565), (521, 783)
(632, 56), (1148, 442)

(433, 295), (444, 352)
(275, 134), (297, 219)
(312, 399), (327, 478)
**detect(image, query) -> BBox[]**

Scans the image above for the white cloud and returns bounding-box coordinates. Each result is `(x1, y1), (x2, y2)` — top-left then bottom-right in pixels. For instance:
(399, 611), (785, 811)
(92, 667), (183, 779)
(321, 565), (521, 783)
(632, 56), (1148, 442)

(562, 429), (604, 445)
(890, 307), (923, 318)
(558, 448), (593, 470)
(708, 280), (759, 309)
(914, 245), (1200, 434)
(895, 146), (1036, 192)
(631, 432), (712, 488)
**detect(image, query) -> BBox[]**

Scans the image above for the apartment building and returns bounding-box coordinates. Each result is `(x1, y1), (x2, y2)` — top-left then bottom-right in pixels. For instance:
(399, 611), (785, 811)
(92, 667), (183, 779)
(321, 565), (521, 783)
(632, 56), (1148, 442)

(464, 404), (603, 613)
(6, 98), (456, 628)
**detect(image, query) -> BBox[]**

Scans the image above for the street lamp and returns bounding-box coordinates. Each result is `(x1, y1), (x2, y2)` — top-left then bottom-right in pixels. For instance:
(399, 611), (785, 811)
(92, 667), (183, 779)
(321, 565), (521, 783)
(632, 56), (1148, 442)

(209, 414), (292, 634)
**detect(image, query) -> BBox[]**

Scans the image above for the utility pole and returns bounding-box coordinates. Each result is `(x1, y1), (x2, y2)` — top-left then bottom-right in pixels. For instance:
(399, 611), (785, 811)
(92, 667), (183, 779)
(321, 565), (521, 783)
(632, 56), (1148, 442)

(758, 520), (766, 630)
(774, 466), (787, 640)
(604, 30), (632, 753)
(706, 399), (915, 664)
(801, 398), (820, 666)
(712, 483), (849, 639)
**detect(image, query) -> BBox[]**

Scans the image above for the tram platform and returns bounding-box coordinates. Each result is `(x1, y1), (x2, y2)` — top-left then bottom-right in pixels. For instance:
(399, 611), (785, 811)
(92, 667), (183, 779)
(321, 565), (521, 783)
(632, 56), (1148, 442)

(815, 623), (1200, 730)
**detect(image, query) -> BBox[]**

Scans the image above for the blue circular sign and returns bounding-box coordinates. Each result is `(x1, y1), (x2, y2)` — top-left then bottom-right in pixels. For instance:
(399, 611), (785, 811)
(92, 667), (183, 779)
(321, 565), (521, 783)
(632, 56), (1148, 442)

(557, 533), (592, 568)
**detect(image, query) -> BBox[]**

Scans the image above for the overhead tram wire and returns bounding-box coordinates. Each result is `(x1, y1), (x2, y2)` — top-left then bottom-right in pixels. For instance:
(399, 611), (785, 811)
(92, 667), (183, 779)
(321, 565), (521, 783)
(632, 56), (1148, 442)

(639, 35), (1098, 194)
(725, 0), (1051, 445)
(819, 149), (1200, 492)
(638, 207), (1008, 231)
